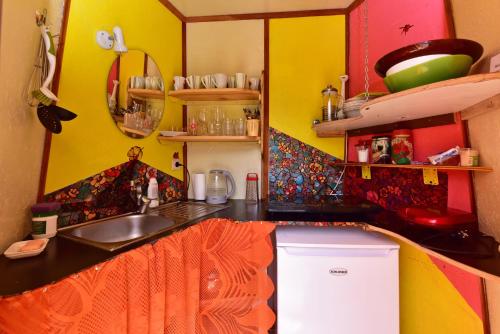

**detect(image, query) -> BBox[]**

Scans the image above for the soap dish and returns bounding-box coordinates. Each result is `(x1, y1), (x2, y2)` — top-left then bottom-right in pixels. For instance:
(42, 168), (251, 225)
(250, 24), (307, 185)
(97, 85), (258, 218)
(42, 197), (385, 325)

(3, 239), (49, 259)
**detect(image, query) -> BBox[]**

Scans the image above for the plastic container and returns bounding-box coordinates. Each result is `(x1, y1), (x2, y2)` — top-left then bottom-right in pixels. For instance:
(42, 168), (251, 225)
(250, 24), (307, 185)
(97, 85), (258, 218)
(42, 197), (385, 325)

(31, 202), (60, 239)
(147, 177), (159, 207)
(460, 148), (479, 167)
(391, 129), (413, 165)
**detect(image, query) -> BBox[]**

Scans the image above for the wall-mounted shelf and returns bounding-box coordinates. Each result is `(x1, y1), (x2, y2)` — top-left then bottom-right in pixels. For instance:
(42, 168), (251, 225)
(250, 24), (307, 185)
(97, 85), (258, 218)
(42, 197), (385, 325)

(330, 162), (493, 172)
(168, 88), (260, 105)
(128, 89), (165, 100)
(330, 162), (493, 185)
(119, 126), (152, 137)
(158, 135), (260, 143)
(313, 73), (500, 137)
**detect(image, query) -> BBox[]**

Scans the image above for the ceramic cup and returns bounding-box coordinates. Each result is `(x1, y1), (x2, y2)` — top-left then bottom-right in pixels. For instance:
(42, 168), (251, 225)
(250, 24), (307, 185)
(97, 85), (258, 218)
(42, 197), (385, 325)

(173, 76), (185, 90)
(201, 74), (213, 88)
(212, 73), (228, 89)
(145, 76), (152, 89)
(131, 76), (145, 89)
(151, 76), (161, 90)
(228, 75), (236, 88)
(249, 77), (260, 90)
(235, 73), (246, 89)
(186, 75), (201, 89)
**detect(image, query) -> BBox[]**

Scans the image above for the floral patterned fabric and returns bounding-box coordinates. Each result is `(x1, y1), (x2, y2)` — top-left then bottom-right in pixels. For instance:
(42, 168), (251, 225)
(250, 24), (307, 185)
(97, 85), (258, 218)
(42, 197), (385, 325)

(44, 160), (184, 227)
(343, 166), (448, 211)
(269, 128), (343, 199)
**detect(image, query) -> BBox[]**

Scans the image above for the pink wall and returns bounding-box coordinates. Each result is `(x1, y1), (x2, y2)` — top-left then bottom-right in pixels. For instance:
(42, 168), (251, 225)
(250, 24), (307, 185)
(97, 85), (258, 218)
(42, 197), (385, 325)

(347, 3), (481, 322)
(349, 0), (450, 97)
(347, 123), (473, 212)
(347, 0), (472, 212)
(107, 59), (119, 95)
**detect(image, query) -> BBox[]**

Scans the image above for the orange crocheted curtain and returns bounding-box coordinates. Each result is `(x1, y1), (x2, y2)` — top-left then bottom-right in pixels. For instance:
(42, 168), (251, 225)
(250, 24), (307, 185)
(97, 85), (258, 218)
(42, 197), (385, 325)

(0, 219), (276, 333)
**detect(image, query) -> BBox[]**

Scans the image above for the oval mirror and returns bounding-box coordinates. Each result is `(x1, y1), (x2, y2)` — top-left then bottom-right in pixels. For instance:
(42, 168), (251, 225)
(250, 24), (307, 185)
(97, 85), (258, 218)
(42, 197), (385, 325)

(107, 50), (165, 138)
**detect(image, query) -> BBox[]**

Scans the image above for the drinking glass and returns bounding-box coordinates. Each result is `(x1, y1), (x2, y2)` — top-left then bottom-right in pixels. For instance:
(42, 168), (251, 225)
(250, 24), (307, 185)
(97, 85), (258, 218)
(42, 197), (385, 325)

(188, 113), (198, 135)
(235, 117), (246, 135)
(207, 121), (217, 136)
(223, 118), (234, 136)
(198, 108), (208, 135)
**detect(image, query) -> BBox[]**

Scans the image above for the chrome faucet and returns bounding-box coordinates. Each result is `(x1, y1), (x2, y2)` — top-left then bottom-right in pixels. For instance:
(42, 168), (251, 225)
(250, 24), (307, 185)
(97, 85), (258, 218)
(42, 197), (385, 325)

(130, 180), (151, 214)
(138, 196), (152, 214)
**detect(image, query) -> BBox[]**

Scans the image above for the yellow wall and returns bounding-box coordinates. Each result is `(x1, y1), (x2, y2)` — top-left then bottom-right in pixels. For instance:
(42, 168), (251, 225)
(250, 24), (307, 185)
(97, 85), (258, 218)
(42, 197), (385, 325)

(118, 50), (144, 109)
(0, 0), (59, 251)
(269, 16), (346, 160)
(398, 241), (483, 334)
(186, 20), (264, 199)
(45, 0), (183, 193)
(452, 0), (500, 332)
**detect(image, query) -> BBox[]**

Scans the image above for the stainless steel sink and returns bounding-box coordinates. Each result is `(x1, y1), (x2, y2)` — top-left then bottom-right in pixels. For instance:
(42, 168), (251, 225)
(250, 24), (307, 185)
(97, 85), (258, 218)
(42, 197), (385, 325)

(58, 201), (228, 252)
(59, 214), (175, 251)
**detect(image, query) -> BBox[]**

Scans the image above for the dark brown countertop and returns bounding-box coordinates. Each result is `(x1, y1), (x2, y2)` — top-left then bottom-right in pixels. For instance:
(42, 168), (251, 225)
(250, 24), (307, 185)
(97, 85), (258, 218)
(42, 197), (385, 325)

(1, 199), (499, 297)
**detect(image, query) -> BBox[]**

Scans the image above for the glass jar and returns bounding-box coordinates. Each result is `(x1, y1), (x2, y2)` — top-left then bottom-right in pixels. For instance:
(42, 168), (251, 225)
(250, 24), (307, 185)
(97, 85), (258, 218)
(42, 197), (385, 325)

(355, 140), (370, 163)
(391, 129), (413, 165)
(322, 85), (338, 122)
(371, 136), (391, 164)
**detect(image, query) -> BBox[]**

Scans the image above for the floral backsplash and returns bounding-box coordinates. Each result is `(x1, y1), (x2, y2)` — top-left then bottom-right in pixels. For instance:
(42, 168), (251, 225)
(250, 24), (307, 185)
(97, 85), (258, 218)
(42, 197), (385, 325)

(343, 166), (448, 211)
(45, 160), (184, 227)
(269, 128), (344, 199)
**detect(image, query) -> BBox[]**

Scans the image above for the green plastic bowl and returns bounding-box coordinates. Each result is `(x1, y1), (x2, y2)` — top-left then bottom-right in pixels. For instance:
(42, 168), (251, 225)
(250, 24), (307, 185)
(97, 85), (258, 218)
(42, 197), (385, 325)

(383, 54), (473, 93)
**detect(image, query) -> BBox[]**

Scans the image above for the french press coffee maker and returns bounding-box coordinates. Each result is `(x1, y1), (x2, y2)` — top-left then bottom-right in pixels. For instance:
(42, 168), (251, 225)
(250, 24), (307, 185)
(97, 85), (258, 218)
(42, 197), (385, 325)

(322, 85), (338, 122)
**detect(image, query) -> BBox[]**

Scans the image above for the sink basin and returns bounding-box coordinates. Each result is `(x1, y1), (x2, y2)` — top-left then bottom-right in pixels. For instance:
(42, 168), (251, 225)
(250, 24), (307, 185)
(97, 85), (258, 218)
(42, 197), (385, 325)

(59, 214), (175, 251)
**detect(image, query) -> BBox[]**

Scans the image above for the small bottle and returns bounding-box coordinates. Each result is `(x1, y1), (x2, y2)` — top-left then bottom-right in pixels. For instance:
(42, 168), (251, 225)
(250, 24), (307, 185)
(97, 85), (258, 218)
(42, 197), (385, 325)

(147, 177), (159, 208)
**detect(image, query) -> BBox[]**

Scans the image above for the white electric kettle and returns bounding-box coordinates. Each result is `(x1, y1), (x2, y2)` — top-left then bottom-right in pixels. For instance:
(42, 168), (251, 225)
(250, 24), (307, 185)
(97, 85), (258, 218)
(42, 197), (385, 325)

(206, 170), (235, 204)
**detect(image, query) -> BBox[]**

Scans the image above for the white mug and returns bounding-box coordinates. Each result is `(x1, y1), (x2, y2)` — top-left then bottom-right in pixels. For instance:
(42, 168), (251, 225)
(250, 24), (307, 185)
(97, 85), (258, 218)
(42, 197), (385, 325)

(249, 77), (260, 90)
(212, 73), (228, 89)
(201, 74), (213, 88)
(173, 76), (185, 90)
(186, 75), (201, 89)
(228, 75), (236, 88)
(150, 76), (161, 90)
(235, 73), (246, 89)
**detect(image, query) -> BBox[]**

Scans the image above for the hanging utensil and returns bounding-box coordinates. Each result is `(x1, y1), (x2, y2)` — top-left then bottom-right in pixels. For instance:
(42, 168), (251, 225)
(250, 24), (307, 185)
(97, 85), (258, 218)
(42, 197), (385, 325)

(47, 104), (77, 121)
(37, 104), (61, 134)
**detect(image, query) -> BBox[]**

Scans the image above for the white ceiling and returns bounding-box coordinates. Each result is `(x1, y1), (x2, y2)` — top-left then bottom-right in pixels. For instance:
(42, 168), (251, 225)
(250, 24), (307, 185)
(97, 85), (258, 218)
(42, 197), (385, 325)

(168, 0), (355, 17)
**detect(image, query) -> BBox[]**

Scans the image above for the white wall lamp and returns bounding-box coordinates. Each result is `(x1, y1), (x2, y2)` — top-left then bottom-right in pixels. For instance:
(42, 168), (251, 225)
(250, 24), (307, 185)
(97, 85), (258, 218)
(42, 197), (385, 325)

(96, 26), (128, 53)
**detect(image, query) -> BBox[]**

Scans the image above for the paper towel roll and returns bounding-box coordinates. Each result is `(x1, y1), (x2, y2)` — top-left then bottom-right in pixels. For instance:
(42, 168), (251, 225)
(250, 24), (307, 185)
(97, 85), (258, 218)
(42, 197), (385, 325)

(192, 173), (206, 200)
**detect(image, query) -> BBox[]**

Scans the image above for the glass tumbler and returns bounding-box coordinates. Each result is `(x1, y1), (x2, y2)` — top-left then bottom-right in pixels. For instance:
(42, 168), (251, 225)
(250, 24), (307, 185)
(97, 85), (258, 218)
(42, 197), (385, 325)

(223, 118), (234, 136)
(234, 117), (246, 136)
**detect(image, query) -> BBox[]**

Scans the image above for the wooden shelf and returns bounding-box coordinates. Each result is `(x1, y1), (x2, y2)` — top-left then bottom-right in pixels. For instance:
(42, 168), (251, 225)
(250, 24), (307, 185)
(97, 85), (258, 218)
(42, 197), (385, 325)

(168, 88), (260, 105)
(330, 162), (493, 172)
(157, 135), (260, 143)
(128, 89), (165, 100)
(314, 73), (500, 137)
(120, 126), (152, 137)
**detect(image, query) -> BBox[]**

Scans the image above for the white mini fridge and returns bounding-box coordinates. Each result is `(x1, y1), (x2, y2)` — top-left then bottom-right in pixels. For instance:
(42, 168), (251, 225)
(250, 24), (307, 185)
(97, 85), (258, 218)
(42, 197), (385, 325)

(276, 226), (400, 334)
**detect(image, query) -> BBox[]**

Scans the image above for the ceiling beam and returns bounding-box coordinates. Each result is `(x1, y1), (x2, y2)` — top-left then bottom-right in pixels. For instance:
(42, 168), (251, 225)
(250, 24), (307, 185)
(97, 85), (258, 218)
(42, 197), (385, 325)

(346, 0), (364, 13)
(158, 0), (187, 22)
(186, 8), (347, 23)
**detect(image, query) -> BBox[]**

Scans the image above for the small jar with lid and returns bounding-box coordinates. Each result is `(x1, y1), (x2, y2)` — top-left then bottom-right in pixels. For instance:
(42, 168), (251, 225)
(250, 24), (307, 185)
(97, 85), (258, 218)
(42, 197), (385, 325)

(372, 136), (391, 164)
(391, 129), (413, 165)
(31, 202), (61, 239)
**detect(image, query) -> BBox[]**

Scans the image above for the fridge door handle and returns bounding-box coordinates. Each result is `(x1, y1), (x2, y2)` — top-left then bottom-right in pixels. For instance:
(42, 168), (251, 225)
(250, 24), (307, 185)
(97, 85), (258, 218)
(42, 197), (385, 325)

(280, 246), (394, 257)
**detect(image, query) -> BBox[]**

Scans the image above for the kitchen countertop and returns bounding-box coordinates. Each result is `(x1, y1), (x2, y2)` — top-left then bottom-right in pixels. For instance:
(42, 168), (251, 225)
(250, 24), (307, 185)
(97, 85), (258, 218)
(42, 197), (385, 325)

(1, 199), (499, 297)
